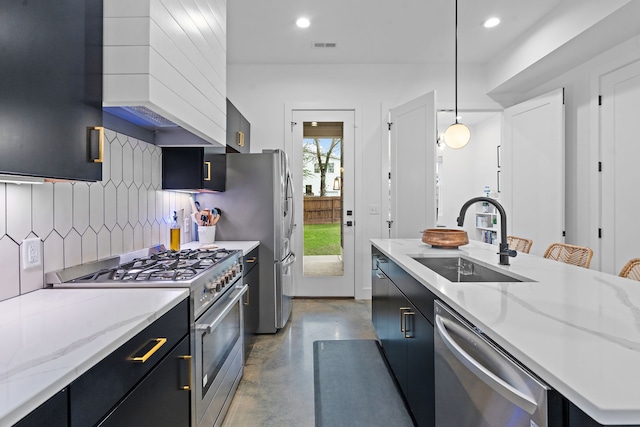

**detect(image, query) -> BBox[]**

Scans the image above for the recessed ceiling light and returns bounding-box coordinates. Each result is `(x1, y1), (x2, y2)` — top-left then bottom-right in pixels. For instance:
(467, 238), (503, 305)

(483, 17), (500, 28)
(296, 17), (310, 28)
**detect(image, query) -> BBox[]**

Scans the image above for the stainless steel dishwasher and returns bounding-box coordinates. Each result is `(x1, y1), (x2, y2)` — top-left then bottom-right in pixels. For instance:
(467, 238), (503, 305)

(434, 301), (560, 427)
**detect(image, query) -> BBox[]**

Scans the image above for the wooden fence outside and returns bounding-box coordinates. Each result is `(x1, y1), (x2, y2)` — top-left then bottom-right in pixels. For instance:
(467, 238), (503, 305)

(303, 196), (341, 224)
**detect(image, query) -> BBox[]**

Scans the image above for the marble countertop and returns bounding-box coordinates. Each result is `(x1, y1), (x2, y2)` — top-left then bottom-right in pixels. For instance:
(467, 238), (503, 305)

(181, 240), (259, 255)
(371, 238), (640, 425)
(0, 288), (189, 426)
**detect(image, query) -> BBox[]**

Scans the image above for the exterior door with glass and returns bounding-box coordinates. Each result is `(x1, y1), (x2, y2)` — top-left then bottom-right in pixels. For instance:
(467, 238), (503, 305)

(290, 110), (355, 297)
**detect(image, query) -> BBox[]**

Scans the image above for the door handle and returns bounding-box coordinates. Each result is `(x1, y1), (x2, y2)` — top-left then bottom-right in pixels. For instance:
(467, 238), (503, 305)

(403, 312), (414, 338)
(204, 161), (211, 181)
(178, 355), (192, 391)
(343, 221), (354, 226)
(399, 307), (411, 332)
(244, 286), (250, 306)
(130, 338), (167, 363)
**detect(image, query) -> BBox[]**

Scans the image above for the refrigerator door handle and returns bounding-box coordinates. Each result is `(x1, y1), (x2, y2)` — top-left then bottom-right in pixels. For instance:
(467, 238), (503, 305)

(435, 314), (538, 415)
(282, 252), (296, 268)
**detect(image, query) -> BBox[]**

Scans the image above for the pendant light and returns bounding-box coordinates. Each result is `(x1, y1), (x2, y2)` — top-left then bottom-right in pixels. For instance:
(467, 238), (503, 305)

(443, 0), (471, 149)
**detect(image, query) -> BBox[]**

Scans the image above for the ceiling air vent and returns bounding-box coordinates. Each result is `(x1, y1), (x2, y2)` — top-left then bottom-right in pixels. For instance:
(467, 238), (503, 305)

(313, 42), (337, 49)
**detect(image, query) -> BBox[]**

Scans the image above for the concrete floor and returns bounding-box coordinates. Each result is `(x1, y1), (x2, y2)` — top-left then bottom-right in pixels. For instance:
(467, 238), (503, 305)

(222, 298), (378, 427)
(303, 255), (344, 276)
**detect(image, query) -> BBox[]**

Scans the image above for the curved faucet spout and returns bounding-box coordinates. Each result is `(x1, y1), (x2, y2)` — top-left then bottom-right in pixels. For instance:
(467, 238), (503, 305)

(456, 197), (516, 265)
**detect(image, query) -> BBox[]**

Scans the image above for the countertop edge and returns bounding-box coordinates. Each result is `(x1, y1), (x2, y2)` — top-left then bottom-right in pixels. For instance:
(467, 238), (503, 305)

(180, 240), (259, 255)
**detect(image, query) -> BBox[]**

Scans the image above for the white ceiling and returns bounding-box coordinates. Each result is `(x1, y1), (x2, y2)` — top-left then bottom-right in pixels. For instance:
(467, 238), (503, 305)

(227, 0), (564, 65)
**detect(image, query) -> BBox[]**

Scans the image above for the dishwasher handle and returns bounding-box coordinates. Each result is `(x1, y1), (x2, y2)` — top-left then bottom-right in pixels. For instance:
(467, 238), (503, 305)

(435, 314), (538, 415)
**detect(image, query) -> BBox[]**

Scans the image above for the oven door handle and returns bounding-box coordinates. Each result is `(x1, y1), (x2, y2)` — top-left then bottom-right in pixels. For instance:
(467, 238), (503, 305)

(197, 284), (248, 335)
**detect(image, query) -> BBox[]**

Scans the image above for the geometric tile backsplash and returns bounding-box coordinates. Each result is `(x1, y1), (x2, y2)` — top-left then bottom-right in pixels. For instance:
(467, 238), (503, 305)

(0, 128), (194, 302)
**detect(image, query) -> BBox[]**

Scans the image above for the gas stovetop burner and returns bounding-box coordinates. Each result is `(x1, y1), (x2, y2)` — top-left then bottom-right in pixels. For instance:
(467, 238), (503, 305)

(71, 248), (238, 283)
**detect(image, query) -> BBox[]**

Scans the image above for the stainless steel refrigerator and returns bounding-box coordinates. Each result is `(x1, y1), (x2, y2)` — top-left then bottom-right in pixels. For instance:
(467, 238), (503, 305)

(199, 149), (296, 333)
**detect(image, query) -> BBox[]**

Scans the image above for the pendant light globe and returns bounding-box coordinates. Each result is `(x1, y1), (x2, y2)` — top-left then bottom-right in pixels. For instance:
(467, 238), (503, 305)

(443, 122), (471, 149)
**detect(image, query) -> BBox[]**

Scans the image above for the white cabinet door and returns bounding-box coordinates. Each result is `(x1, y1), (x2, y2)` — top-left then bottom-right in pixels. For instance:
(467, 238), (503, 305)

(503, 89), (565, 257)
(600, 59), (640, 274)
(389, 92), (437, 238)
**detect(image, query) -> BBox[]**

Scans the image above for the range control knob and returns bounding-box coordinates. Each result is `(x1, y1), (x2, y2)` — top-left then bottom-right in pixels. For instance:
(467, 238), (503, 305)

(205, 281), (217, 292)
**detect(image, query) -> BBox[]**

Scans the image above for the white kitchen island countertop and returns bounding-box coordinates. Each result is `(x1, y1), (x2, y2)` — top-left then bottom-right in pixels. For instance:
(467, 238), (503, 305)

(371, 238), (640, 426)
(0, 288), (188, 426)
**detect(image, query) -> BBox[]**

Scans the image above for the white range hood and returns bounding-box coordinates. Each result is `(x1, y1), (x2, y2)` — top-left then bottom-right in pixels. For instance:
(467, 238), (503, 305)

(103, 0), (226, 147)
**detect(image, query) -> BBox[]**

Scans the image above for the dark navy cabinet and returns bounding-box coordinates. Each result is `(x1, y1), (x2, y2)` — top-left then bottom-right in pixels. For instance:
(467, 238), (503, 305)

(0, 0), (103, 181)
(13, 389), (68, 427)
(162, 147), (226, 192)
(372, 247), (435, 427)
(242, 246), (260, 361)
(226, 99), (251, 154)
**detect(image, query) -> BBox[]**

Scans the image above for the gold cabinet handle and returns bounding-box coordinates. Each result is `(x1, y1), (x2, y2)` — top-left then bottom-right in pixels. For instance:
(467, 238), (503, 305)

(399, 307), (411, 332)
(88, 126), (104, 163)
(244, 286), (250, 306)
(246, 257), (257, 263)
(204, 161), (211, 181)
(179, 355), (192, 391)
(403, 312), (415, 339)
(236, 131), (245, 147)
(130, 338), (167, 363)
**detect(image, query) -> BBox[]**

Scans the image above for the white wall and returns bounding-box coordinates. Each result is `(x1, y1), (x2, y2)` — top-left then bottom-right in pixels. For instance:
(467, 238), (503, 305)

(438, 114), (501, 237)
(227, 63), (501, 299)
(504, 35), (640, 270)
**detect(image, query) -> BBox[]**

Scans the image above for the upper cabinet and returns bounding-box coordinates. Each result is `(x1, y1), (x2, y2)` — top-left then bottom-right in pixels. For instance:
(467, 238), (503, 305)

(103, 0), (227, 147)
(162, 147), (225, 192)
(226, 99), (251, 154)
(0, 0), (103, 181)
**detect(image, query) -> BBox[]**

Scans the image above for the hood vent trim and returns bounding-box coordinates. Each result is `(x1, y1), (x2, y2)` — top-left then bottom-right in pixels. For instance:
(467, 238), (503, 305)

(103, 106), (179, 129)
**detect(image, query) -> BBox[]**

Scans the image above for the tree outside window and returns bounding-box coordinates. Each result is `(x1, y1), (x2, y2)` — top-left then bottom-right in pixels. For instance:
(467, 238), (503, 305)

(303, 137), (341, 196)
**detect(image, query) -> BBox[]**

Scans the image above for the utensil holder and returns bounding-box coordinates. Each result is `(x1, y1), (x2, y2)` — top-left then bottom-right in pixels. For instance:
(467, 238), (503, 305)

(198, 225), (216, 244)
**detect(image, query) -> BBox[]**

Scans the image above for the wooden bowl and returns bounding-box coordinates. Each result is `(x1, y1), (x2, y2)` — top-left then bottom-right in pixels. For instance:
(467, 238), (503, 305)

(422, 229), (469, 248)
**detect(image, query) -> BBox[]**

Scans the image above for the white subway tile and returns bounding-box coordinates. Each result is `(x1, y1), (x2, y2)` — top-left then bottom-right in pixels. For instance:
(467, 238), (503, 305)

(32, 183), (54, 240)
(63, 229), (82, 268)
(72, 182), (90, 235)
(43, 232), (64, 273)
(0, 237), (20, 301)
(53, 183), (73, 237)
(104, 182), (118, 230)
(6, 184), (32, 242)
(89, 183), (104, 230)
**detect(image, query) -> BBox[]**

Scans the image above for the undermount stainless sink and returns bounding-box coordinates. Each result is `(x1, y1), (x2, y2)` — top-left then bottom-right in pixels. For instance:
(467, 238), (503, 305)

(412, 257), (531, 283)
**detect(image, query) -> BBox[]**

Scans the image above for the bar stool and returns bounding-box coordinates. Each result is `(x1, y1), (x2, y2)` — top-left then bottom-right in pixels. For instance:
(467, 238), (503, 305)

(619, 258), (640, 281)
(543, 243), (593, 268)
(507, 235), (533, 254)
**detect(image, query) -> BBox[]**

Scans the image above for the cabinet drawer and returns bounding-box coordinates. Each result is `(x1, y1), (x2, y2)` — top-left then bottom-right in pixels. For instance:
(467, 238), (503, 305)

(389, 259), (436, 324)
(99, 336), (191, 427)
(243, 246), (259, 274)
(69, 298), (189, 427)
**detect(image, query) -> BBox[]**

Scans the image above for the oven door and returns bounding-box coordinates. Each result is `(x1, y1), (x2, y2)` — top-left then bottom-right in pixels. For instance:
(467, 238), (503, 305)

(194, 283), (248, 427)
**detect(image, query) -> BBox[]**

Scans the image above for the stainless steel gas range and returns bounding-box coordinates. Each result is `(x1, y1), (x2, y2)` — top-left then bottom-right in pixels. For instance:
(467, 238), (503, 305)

(46, 246), (247, 427)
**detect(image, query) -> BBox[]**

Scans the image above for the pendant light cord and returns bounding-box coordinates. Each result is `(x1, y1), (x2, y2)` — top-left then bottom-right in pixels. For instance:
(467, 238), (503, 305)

(454, 0), (459, 124)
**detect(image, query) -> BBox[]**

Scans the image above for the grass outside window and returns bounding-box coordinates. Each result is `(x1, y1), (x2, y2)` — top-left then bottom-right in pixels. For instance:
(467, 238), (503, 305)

(304, 224), (341, 255)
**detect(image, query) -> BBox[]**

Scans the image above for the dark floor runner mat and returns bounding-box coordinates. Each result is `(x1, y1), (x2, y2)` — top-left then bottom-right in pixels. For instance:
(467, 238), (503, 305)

(313, 339), (414, 427)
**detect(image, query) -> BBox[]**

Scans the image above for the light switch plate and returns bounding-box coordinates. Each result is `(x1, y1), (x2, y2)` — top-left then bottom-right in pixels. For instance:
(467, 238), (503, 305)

(22, 238), (42, 270)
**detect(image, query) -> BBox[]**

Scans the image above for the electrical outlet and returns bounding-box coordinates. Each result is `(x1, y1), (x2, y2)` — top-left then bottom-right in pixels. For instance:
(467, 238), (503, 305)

(22, 238), (42, 270)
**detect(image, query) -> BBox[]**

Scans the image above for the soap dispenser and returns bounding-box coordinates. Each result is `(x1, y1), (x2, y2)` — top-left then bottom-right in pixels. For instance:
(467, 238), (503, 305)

(170, 211), (180, 251)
